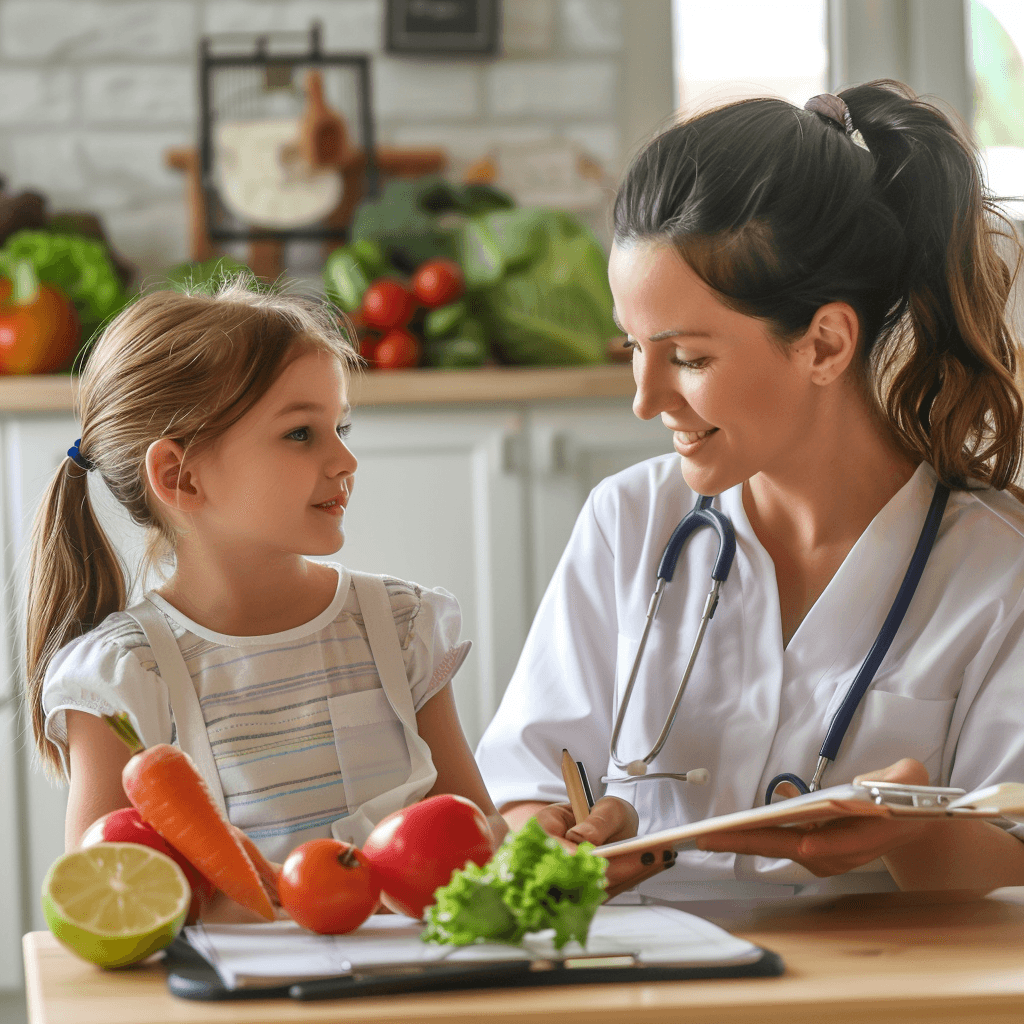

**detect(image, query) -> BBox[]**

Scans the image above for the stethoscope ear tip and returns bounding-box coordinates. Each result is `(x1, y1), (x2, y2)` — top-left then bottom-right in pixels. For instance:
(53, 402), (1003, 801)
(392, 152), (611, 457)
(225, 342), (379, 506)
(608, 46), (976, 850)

(685, 768), (710, 785)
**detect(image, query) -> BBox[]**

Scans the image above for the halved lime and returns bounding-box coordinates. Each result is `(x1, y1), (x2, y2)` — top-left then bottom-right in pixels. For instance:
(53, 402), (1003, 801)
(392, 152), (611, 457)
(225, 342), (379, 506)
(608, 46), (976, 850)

(41, 841), (191, 968)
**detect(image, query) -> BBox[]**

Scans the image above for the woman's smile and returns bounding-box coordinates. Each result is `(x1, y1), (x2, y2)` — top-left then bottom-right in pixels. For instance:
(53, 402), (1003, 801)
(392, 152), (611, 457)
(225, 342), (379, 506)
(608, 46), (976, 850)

(674, 427), (718, 454)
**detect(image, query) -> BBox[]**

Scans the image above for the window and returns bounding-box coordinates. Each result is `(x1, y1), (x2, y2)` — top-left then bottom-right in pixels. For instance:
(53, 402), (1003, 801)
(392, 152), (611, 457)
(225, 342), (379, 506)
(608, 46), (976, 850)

(970, 0), (1024, 218)
(673, 0), (828, 116)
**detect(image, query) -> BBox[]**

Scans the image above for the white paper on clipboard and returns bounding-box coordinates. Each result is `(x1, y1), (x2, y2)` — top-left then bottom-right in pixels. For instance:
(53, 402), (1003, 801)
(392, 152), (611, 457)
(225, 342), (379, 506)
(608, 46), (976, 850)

(593, 780), (1024, 858)
(183, 904), (762, 990)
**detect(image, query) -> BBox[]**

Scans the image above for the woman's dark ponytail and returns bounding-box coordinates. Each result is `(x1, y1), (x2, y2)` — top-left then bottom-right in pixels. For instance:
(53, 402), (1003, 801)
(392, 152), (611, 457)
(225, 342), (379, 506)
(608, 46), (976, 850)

(840, 81), (1023, 492)
(614, 78), (1024, 496)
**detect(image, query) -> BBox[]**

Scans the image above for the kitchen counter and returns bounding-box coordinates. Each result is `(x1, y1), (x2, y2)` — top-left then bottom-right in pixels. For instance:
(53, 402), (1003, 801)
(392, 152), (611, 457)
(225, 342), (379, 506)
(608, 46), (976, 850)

(0, 364), (637, 413)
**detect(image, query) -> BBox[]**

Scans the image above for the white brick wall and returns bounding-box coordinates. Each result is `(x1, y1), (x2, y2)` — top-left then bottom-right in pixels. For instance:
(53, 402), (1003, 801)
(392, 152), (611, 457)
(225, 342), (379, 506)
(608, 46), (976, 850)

(486, 59), (617, 117)
(0, 0), (629, 277)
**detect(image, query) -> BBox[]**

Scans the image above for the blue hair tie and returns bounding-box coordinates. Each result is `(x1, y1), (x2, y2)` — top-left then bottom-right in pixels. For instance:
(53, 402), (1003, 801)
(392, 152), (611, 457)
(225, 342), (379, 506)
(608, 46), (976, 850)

(67, 439), (94, 472)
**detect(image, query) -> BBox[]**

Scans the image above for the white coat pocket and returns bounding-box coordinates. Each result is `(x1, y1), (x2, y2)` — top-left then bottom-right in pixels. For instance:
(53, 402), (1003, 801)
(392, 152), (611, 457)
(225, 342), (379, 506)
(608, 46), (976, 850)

(829, 690), (957, 783)
(328, 688), (411, 812)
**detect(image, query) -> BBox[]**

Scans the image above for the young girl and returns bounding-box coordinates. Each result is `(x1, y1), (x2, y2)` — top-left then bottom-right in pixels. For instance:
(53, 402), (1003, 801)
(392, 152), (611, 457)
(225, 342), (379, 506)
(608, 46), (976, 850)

(25, 280), (506, 920)
(477, 80), (1024, 899)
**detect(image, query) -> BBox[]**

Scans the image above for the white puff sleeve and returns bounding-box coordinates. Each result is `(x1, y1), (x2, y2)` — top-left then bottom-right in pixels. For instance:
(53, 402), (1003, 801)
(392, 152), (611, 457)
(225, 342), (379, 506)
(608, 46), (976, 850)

(384, 578), (472, 711)
(41, 614), (174, 781)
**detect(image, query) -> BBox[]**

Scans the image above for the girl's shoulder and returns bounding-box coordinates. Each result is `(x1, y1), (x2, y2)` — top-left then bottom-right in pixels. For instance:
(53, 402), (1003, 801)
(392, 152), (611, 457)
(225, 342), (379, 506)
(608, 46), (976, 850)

(47, 608), (153, 678)
(340, 573), (461, 651)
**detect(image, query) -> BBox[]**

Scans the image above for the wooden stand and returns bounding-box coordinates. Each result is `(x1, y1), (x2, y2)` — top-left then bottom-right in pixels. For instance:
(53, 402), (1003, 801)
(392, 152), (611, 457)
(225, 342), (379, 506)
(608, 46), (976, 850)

(164, 145), (448, 281)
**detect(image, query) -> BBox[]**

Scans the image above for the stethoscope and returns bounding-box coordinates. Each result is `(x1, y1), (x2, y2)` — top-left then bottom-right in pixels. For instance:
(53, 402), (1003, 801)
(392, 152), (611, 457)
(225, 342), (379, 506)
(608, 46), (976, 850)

(603, 481), (951, 804)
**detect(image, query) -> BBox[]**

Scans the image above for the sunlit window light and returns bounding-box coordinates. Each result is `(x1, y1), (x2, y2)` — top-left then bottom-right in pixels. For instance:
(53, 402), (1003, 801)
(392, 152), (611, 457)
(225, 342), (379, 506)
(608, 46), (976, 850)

(970, 0), (1024, 219)
(673, 0), (828, 117)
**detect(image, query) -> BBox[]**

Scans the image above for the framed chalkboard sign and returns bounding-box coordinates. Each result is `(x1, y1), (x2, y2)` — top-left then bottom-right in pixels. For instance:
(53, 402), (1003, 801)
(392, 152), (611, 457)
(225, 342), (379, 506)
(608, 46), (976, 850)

(385, 0), (500, 56)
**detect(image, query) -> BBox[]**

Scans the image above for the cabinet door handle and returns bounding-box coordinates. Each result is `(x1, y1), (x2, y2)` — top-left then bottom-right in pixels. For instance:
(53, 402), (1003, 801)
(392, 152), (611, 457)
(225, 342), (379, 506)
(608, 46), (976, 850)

(536, 431), (570, 476)
(501, 432), (527, 475)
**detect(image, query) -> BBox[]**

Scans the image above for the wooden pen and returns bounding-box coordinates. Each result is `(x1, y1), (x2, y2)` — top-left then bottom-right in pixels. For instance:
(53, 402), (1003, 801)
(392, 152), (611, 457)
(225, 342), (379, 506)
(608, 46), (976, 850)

(561, 748), (592, 825)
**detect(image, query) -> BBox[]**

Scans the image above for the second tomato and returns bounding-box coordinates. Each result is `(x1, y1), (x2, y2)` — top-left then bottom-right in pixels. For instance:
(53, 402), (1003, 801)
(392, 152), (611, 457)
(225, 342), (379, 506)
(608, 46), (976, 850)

(412, 259), (465, 308)
(374, 328), (421, 370)
(361, 279), (414, 331)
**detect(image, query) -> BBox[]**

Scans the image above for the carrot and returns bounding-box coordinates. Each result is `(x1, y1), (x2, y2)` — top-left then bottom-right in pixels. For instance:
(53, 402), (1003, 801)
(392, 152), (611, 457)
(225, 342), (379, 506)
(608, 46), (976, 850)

(231, 823), (281, 905)
(105, 714), (276, 922)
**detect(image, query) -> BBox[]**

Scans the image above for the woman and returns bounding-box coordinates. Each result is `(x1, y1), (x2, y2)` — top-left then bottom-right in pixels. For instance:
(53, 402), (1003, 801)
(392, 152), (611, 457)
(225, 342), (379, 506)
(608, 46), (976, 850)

(475, 81), (1024, 900)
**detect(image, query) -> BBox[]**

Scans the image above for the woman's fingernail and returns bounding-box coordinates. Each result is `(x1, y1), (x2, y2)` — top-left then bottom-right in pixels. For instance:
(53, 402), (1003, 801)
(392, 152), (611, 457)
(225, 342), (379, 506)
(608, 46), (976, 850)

(641, 851), (656, 866)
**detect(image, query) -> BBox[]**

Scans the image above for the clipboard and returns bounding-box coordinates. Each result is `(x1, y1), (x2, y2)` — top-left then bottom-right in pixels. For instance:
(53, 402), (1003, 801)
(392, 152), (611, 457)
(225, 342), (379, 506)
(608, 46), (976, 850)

(161, 935), (785, 1001)
(593, 780), (1024, 858)
(162, 904), (785, 1001)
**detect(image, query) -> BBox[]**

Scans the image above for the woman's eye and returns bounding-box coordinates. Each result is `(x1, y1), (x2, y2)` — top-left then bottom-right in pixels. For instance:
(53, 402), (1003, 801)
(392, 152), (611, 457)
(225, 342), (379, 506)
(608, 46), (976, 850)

(337, 423), (352, 439)
(287, 427), (310, 441)
(672, 356), (709, 370)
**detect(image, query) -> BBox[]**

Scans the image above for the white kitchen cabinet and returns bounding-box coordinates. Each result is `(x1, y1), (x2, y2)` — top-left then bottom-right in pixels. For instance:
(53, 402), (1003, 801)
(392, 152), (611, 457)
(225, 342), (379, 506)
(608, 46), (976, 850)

(527, 404), (671, 612)
(0, 385), (666, 996)
(323, 405), (529, 743)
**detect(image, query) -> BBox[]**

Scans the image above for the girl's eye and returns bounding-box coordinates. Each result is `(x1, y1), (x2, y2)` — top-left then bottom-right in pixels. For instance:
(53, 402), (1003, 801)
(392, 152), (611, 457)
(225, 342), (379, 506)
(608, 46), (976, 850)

(337, 423), (352, 439)
(287, 427), (310, 441)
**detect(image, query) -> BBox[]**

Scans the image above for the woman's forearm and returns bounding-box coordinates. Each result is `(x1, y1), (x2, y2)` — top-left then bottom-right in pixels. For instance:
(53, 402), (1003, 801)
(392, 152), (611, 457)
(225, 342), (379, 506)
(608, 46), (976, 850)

(884, 819), (1024, 891)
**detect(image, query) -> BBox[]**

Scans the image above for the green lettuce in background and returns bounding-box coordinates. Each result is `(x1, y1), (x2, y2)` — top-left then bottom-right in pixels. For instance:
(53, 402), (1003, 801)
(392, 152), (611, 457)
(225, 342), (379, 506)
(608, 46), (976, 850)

(2, 229), (129, 346)
(346, 177), (616, 366)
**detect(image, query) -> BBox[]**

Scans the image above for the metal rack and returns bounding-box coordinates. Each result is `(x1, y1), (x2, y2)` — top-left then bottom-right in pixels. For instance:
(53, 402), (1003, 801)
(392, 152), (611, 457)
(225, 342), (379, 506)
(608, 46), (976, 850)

(197, 23), (378, 244)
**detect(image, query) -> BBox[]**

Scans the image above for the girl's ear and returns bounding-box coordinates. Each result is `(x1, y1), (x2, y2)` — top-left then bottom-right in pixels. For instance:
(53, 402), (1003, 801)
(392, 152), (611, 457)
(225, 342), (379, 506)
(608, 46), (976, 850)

(798, 301), (860, 386)
(145, 439), (202, 512)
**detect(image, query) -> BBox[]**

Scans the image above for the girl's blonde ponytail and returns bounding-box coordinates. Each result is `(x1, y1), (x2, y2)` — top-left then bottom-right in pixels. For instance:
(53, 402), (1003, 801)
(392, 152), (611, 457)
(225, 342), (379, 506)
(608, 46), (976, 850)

(24, 459), (127, 777)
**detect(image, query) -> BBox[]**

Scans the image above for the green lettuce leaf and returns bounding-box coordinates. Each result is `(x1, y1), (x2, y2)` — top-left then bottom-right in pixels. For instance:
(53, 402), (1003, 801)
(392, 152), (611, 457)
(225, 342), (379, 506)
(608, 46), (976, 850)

(423, 818), (607, 950)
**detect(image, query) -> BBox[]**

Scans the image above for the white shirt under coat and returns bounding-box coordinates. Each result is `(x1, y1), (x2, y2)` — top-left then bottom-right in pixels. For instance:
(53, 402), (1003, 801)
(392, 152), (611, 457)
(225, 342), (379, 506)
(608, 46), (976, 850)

(475, 456), (1024, 901)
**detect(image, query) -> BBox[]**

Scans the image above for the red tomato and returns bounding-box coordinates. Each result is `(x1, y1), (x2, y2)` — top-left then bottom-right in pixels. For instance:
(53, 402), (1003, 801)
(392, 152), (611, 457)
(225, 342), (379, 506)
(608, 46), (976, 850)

(0, 276), (79, 374)
(361, 795), (494, 919)
(411, 258), (465, 308)
(374, 328), (421, 370)
(358, 334), (378, 364)
(361, 278), (415, 331)
(81, 807), (215, 923)
(279, 839), (380, 934)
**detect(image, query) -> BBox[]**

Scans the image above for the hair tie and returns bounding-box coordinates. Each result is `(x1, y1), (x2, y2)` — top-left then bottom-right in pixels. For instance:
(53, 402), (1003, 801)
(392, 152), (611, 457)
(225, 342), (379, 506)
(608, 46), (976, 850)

(67, 439), (94, 472)
(804, 93), (870, 152)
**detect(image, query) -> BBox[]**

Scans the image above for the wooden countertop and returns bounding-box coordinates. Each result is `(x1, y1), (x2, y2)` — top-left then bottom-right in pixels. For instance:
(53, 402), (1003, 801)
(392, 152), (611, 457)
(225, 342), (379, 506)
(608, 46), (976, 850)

(22, 890), (1024, 1024)
(0, 365), (637, 414)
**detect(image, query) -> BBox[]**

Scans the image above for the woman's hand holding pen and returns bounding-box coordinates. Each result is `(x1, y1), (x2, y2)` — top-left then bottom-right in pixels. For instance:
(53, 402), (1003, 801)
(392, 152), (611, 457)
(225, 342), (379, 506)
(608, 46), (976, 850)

(538, 797), (677, 898)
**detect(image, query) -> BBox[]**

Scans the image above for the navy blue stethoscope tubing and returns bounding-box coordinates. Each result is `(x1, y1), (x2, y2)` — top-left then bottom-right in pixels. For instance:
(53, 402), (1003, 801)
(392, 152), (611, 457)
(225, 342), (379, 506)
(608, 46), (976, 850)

(608, 479), (951, 799)
(763, 479), (951, 803)
(658, 493), (736, 583)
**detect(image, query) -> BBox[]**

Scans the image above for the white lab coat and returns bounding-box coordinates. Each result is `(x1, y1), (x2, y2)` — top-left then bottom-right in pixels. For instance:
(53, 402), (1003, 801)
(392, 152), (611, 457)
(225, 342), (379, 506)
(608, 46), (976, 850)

(476, 456), (1024, 900)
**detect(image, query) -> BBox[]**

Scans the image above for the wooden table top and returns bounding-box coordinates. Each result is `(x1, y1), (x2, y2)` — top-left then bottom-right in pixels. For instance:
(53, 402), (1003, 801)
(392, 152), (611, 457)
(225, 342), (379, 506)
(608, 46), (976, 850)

(22, 890), (1024, 1024)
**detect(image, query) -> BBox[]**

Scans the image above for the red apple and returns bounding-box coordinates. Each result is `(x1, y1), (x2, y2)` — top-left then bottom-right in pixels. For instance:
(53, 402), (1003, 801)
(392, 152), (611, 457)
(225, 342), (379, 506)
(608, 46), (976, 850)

(81, 807), (215, 921)
(361, 795), (494, 919)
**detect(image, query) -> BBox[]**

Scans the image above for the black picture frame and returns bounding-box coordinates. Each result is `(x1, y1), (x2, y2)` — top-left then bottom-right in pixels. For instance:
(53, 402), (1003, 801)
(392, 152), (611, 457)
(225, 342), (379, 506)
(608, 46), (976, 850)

(385, 0), (500, 56)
